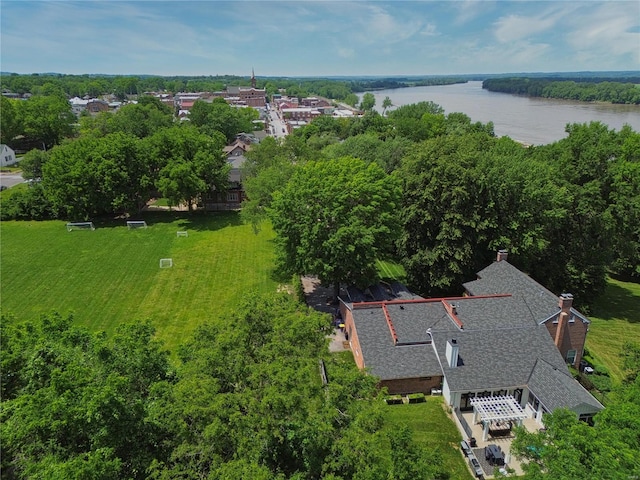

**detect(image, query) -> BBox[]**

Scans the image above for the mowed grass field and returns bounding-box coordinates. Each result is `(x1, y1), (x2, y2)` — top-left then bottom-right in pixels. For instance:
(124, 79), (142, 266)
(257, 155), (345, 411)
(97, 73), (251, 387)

(382, 400), (472, 480)
(0, 212), (278, 351)
(585, 277), (640, 384)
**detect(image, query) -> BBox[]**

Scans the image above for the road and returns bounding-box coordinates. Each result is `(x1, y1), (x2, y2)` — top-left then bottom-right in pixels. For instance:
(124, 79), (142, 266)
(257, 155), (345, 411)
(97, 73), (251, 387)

(0, 171), (24, 189)
(268, 108), (287, 139)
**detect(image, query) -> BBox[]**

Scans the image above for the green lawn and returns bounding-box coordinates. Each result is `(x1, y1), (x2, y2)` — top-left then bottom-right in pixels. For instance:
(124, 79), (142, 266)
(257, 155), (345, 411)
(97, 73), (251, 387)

(382, 400), (473, 480)
(585, 277), (640, 384)
(376, 259), (406, 282)
(0, 212), (278, 351)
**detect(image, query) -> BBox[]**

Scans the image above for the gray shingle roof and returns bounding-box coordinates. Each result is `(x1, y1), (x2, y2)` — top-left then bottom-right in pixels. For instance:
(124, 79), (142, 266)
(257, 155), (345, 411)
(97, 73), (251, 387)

(432, 327), (568, 392)
(463, 261), (560, 321)
(528, 359), (603, 414)
(352, 306), (443, 380)
(347, 258), (601, 415)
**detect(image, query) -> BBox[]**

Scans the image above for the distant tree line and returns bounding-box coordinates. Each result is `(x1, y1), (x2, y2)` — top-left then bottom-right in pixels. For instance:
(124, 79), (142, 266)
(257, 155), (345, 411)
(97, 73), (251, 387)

(1, 73), (466, 107)
(483, 77), (640, 104)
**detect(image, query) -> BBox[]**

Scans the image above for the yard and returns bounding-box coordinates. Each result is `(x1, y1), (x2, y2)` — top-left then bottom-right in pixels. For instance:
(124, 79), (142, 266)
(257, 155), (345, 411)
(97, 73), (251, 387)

(585, 276), (640, 384)
(0, 212), (278, 351)
(382, 399), (473, 480)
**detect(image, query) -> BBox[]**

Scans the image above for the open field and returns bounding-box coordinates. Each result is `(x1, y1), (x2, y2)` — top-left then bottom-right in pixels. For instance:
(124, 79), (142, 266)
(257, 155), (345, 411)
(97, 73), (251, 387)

(585, 277), (640, 384)
(0, 212), (278, 351)
(382, 400), (473, 480)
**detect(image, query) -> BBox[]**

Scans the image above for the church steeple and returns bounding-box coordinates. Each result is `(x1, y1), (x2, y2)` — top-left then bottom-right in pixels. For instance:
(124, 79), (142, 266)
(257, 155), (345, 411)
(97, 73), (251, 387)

(251, 68), (256, 89)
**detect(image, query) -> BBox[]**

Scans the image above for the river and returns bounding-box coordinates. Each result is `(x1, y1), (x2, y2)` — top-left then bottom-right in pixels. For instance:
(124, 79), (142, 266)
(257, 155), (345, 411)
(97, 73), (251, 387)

(365, 81), (640, 145)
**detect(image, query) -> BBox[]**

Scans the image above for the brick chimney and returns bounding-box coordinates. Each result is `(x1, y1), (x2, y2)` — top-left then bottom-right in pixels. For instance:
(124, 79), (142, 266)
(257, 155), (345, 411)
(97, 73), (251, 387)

(554, 293), (573, 349)
(497, 249), (508, 262)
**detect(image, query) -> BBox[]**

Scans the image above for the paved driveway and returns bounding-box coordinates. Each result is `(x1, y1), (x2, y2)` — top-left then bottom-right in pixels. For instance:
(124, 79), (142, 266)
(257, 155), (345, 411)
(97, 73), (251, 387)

(0, 172), (25, 189)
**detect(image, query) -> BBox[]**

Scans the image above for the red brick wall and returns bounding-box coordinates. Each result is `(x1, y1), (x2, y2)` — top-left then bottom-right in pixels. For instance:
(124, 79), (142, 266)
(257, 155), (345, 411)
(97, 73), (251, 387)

(545, 319), (588, 368)
(342, 306), (366, 370)
(380, 376), (443, 395)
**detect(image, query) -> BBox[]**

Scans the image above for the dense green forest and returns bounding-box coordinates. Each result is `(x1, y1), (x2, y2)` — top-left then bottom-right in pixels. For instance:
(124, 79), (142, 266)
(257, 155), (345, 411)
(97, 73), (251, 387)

(483, 77), (640, 104)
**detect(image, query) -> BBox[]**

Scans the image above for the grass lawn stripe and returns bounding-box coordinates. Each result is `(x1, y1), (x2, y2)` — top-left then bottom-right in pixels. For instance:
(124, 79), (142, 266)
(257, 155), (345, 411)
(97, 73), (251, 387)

(1, 213), (277, 352)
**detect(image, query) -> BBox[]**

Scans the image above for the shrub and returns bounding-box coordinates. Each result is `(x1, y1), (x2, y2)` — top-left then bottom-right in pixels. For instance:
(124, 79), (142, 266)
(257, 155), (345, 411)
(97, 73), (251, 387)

(385, 395), (403, 405)
(0, 184), (57, 220)
(590, 373), (612, 392)
(407, 393), (426, 403)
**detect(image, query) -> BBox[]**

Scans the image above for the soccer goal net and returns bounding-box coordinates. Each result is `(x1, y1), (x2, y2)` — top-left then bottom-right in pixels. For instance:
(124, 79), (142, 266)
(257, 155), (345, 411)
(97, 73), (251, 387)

(66, 222), (95, 231)
(159, 258), (173, 268)
(176, 231), (188, 237)
(127, 220), (147, 229)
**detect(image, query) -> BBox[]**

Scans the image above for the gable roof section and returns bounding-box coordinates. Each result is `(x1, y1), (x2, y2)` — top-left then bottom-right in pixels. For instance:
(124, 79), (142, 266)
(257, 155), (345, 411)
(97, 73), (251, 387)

(464, 260), (561, 321)
(351, 305), (443, 380)
(528, 358), (603, 414)
(433, 326), (569, 392)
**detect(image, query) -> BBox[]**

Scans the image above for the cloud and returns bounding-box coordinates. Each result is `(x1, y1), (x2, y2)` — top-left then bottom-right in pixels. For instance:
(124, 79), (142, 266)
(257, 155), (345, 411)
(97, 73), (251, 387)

(565, 2), (640, 63)
(493, 6), (571, 44)
(454, 0), (495, 25)
(419, 23), (439, 36)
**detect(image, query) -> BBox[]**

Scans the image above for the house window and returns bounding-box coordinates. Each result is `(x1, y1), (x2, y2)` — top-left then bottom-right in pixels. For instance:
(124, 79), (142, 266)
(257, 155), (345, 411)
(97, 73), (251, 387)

(579, 413), (594, 425)
(566, 349), (577, 365)
(227, 192), (239, 202)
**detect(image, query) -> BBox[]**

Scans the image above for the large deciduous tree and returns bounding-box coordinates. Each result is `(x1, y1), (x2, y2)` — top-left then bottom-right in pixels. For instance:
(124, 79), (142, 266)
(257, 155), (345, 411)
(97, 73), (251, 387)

(269, 157), (401, 298)
(15, 93), (75, 149)
(146, 125), (229, 210)
(43, 132), (152, 218)
(0, 96), (21, 145)
(189, 98), (257, 142)
(359, 92), (376, 111)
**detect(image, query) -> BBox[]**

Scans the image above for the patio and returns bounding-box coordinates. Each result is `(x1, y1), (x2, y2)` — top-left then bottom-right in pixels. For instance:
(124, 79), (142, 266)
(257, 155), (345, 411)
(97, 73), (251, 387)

(452, 405), (540, 478)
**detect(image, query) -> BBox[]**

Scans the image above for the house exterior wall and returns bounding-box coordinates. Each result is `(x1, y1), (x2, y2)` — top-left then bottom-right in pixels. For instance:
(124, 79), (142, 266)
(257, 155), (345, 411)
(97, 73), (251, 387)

(1, 145), (17, 167)
(86, 100), (109, 113)
(545, 319), (588, 368)
(380, 376), (443, 395)
(342, 306), (366, 370)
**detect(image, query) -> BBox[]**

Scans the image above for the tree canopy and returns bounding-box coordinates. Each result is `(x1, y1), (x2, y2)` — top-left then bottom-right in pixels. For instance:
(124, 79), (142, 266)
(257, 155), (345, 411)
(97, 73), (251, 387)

(269, 157), (401, 298)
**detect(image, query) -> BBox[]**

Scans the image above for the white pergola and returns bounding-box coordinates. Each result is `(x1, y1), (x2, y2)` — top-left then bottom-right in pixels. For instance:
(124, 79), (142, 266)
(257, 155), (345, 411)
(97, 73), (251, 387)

(470, 395), (528, 441)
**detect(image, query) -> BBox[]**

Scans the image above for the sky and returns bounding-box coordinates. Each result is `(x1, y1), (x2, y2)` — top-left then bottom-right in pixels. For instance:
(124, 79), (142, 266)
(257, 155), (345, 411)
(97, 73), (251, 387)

(1, 0), (639, 77)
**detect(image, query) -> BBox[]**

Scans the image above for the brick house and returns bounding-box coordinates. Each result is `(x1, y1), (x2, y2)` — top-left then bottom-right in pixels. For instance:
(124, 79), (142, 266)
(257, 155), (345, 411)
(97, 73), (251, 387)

(463, 250), (590, 369)
(86, 99), (109, 113)
(339, 251), (602, 423)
